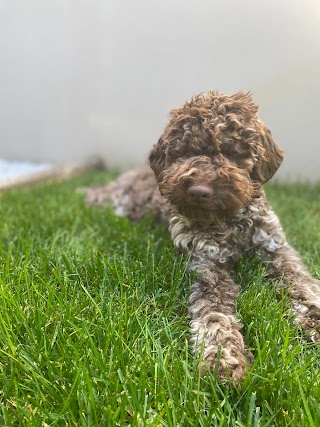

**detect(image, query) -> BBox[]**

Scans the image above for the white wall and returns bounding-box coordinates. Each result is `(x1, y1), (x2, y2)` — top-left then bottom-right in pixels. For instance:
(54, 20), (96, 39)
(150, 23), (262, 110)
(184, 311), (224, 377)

(0, 0), (319, 180)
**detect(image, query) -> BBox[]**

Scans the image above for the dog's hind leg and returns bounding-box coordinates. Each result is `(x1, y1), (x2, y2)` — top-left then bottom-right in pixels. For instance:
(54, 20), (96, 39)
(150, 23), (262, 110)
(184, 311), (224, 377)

(83, 166), (170, 223)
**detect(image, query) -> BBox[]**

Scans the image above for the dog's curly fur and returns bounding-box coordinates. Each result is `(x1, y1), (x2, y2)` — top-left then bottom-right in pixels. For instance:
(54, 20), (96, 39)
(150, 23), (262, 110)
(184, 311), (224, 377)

(85, 91), (320, 383)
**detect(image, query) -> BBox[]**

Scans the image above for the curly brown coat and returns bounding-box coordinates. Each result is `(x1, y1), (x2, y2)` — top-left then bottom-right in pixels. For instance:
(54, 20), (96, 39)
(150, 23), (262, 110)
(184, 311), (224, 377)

(85, 91), (320, 383)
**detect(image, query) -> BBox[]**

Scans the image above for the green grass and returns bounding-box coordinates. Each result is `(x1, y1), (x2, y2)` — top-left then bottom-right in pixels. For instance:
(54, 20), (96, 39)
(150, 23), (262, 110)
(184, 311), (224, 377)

(0, 172), (319, 426)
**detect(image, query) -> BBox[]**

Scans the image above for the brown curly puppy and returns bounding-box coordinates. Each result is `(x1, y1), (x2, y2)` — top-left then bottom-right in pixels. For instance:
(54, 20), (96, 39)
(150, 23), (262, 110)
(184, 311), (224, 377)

(86, 91), (320, 382)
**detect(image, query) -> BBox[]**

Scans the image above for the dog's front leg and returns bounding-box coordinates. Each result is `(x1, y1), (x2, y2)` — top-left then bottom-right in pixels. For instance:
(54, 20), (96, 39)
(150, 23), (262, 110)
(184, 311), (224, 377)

(267, 243), (320, 341)
(188, 259), (251, 382)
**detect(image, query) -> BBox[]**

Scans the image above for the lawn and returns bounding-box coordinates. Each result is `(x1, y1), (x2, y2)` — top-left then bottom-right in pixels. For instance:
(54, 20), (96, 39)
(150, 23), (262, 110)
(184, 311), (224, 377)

(0, 172), (319, 426)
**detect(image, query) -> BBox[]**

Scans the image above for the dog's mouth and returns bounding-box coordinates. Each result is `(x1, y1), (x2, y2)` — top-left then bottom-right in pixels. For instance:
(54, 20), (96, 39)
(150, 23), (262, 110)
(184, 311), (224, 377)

(158, 158), (257, 221)
(160, 175), (254, 221)
(162, 185), (250, 220)
(181, 189), (247, 213)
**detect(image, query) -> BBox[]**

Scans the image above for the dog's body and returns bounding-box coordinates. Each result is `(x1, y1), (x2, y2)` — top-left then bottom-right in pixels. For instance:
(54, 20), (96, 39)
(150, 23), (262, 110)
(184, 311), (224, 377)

(86, 91), (320, 382)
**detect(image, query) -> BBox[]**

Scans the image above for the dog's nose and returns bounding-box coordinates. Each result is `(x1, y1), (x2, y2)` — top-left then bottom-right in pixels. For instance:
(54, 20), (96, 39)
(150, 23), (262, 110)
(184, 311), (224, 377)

(187, 185), (213, 200)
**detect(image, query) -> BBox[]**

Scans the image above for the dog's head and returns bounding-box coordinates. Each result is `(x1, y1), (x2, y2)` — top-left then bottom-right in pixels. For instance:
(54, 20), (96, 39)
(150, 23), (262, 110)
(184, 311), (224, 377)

(149, 91), (283, 221)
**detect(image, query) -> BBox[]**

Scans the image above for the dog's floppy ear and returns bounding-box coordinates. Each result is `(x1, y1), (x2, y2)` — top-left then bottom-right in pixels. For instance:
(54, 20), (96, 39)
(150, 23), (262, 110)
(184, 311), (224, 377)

(252, 129), (284, 184)
(149, 136), (168, 178)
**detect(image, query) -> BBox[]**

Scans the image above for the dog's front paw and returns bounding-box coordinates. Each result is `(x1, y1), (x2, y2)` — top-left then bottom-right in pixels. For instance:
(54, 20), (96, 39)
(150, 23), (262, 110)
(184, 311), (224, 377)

(200, 345), (252, 384)
(191, 314), (252, 384)
(292, 295), (320, 342)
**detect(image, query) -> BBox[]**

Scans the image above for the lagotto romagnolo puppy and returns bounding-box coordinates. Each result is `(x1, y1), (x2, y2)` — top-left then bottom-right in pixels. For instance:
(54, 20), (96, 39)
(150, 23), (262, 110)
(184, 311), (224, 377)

(85, 91), (320, 382)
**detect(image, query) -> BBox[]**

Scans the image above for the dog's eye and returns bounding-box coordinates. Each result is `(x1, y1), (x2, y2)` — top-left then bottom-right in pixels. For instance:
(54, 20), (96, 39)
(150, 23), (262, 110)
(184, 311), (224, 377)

(220, 140), (250, 159)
